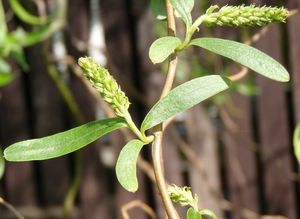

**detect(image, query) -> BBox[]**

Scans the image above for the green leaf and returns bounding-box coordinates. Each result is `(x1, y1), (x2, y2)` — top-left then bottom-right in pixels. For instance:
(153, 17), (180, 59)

(187, 208), (201, 219)
(8, 0), (47, 25)
(191, 38), (289, 82)
(0, 72), (14, 86)
(141, 75), (229, 132)
(4, 118), (127, 161)
(0, 58), (11, 73)
(0, 146), (5, 180)
(199, 209), (217, 219)
(150, 0), (166, 20)
(116, 139), (145, 192)
(0, 0), (7, 43)
(149, 36), (181, 64)
(293, 123), (300, 165)
(169, 0), (193, 26)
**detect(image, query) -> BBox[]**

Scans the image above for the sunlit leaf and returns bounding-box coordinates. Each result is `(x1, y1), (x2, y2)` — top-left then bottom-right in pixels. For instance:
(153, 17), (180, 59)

(169, 0), (193, 26)
(141, 75), (229, 132)
(187, 208), (201, 219)
(116, 139), (145, 192)
(4, 118), (127, 161)
(293, 123), (300, 165)
(149, 36), (181, 64)
(191, 38), (289, 82)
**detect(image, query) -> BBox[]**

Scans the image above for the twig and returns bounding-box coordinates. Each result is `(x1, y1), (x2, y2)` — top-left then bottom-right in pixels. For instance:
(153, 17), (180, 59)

(228, 67), (249, 82)
(0, 197), (26, 219)
(121, 200), (156, 219)
(151, 1), (180, 219)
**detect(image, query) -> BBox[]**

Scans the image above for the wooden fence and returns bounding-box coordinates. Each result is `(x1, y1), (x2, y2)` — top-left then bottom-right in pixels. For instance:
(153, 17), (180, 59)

(0, 0), (299, 219)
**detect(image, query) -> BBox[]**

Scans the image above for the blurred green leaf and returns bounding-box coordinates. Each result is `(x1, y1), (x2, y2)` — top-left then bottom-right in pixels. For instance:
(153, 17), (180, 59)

(0, 58), (11, 73)
(141, 75), (229, 132)
(8, 0), (47, 25)
(187, 208), (201, 219)
(4, 118), (127, 161)
(169, 0), (193, 26)
(10, 21), (63, 47)
(0, 0), (7, 43)
(191, 38), (289, 82)
(0, 146), (5, 180)
(0, 72), (14, 86)
(149, 36), (181, 64)
(293, 123), (300, 165)
(150, 0), (166, 20)
(116, 139), (145, 192)
(199, 209), (217, 219)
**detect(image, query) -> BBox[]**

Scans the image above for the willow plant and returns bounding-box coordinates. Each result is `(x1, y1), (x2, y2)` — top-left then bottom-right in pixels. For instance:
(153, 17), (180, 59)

(3, 0), (289, 218)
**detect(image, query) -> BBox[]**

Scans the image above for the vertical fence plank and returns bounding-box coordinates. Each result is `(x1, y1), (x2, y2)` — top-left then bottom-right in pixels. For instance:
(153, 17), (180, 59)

(287, 1), (300, 218)
(288, 0), (300, 123)
(66, 1), (112, 218)
(254, 22), (296, 219)
(221, 93), (259, 218)
(101, 1), (148, 218)
(185, 106), (223, 217)
(25, 44), (70, 207)
(0, 77), (37, 206)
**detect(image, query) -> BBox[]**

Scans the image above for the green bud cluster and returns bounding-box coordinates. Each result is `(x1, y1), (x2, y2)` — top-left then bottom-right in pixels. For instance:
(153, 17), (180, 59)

(78, 57), (130, 117)
(202, 5), (288, 27)
(168, 184), (198, 210)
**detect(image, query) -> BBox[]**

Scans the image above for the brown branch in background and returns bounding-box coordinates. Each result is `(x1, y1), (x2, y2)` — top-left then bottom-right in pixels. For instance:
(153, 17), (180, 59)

(121, 200), (156, 219)
(0, 197), (26, 219)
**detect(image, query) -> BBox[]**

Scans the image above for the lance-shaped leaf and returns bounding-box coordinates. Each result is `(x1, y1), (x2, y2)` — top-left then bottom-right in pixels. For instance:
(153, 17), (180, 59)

(169, 0), (193, 26)
(141, 75), (229, 132)
(186, 208), (201, 219)
(149, 36), (181, 64)
(4, 118), (127, 161)
(293, 123), (300, 165)
(191, 38), (289, 82)
(116, 139), (145, 192)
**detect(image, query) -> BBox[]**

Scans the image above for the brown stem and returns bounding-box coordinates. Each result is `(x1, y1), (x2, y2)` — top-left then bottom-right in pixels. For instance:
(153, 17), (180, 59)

(151, 1), (180, 219)
(0, 197), (25, 219)
(121, 200), (156, 219)
(228, 67), (248, 82)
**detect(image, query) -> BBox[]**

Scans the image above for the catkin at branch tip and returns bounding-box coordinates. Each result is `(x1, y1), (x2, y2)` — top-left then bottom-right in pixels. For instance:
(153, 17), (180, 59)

(203, 5), (289, 27)
(78, 57), (130, 117)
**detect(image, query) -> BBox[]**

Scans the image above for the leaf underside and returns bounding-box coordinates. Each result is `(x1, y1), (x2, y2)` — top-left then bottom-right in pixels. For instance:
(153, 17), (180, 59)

(116, 139), (145, 192)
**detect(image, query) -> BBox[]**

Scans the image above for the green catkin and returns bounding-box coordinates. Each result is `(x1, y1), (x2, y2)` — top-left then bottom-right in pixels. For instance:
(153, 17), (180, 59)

(78, 57), (130, 117)
(168, 184), (198, 210)
(203, 5), (289, 27)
